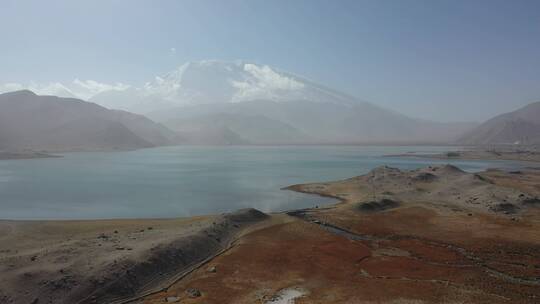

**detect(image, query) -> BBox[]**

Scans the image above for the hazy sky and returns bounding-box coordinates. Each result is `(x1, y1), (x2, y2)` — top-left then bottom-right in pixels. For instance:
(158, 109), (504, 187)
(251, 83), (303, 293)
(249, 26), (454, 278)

(1, 0), (540, 122)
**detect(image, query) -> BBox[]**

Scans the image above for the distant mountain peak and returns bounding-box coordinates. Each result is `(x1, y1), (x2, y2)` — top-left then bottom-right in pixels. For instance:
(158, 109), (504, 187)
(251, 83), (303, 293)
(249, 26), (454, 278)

(1, 61), (363, 114)
(90, 60), (359, 113)
(143, 60), (307, 103)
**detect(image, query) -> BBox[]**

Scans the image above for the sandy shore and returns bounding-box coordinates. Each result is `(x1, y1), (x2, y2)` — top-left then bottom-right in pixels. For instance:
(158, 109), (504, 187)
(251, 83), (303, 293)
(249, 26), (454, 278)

(0, 209), (268, 304)
(1, 165), (539, 303)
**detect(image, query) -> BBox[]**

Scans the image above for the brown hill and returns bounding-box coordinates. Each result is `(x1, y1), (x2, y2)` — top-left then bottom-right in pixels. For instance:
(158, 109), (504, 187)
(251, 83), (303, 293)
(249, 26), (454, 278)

(0, 90), (177, 152)
(459, 101), (540, 145)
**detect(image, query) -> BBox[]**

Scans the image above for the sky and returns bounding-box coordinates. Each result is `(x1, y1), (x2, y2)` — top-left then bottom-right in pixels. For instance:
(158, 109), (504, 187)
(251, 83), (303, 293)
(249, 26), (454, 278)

(1, 0), (540, 122)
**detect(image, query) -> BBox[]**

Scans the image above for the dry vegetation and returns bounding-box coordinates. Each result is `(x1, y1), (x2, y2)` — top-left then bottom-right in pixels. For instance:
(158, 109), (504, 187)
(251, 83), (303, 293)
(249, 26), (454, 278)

(144, 165), (540, 304)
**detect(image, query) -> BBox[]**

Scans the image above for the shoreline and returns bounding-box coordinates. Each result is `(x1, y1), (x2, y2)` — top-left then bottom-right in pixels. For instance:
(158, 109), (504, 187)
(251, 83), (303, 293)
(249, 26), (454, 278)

(0, 210), (270, 304)
(0, 151), (62, 160)
(143, 164), (540, 303)
(385, 148), (540, 163)
(1, 164), (539, 303)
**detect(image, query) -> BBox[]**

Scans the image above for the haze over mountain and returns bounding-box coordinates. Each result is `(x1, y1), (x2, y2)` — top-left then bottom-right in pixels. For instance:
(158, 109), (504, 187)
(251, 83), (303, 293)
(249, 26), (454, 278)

(3, 60), (537, 147)
(89, 60), (475, 144)
(88, 60), (360, 113)
(459, 101), (540, 145)
(0, 90), (176, 152)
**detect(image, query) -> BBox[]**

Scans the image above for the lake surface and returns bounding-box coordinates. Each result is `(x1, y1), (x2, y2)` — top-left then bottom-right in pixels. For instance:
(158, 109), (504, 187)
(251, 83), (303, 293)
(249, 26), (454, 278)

(0, 146), (529, 220)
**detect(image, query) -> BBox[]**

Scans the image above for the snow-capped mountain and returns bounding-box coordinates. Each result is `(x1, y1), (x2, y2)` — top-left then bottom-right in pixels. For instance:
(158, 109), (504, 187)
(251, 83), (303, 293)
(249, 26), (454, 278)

(1, 61), (476, 144)
(89, 60), (476, 144)
(89, 60), (358, 113)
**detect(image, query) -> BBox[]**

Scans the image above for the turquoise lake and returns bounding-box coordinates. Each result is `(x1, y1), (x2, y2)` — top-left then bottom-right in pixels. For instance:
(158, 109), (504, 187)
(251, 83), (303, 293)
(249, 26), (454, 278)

(0, 146), (529, 220)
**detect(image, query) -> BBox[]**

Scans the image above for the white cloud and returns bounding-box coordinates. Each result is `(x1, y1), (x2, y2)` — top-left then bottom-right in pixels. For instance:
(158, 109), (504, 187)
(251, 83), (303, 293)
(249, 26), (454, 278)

(71, 79), (130, 100)
(0, 82), (78, 98)
(0, 80), (130, 100)
(32, 82), (78, 98)
(169, 47), (176, 55)
(0, 83), (25, 93)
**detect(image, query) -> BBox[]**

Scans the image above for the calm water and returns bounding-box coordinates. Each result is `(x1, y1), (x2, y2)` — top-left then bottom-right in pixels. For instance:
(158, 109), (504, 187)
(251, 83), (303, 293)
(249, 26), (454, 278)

(0, 146), (529, 220)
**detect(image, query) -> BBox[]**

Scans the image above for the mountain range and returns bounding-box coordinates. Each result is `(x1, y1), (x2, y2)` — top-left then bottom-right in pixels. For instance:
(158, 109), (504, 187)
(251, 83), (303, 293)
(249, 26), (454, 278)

(91, 61), (475, 145)
(0, 60), (537, 150)
(148, 99), (475, 145)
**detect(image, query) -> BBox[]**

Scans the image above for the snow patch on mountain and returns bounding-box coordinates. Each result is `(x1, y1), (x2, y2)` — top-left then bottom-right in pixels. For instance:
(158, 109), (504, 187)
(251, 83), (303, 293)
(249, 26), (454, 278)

(230, 63), (305, 102)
